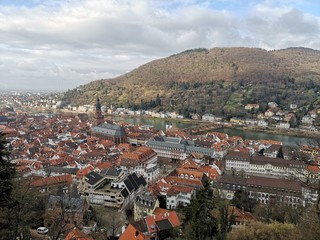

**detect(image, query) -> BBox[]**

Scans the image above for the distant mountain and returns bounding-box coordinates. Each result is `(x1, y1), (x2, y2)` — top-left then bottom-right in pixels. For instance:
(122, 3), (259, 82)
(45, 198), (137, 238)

(62, 47), (320, 119)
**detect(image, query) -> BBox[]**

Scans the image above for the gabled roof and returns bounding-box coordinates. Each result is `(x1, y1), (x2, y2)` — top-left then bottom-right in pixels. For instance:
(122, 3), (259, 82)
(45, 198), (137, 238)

(229, 206), (256, 223)
(251, 155), (305, 168)
(97, 162), (113, 170)
(76, 165), (94, 179)
(156, 219), (173, 231)
(247, 176), (301, 192)
(85, 171), (103, 185)
(198, 166), (220, 180)
(175, 168), (204, 180)
(264, 144), (282, 153)
(165, 176), (204, 189)
(45, 167), (79, 175)
(145, 210), (180, 234)
(181, 158), (199, 170)
(32, 174), (73, 188)
(92, 123), (126, 137)
(64, 228), (93, 240)
(132, 219), (149, 234)
(167, 185), (193, 197)
(226, 150), (251, 162)
(119, 224), (148, 240)
(153, 207), (169, 216)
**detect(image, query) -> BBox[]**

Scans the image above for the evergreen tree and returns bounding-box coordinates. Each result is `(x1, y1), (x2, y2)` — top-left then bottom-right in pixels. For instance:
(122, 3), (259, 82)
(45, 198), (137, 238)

(0, 132), (15, 207)
(184, 183), (218, 239)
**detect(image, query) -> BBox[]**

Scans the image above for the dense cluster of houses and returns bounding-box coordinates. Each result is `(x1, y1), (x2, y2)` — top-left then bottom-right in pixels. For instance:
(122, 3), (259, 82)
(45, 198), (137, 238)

(0, 96), (320, 240)
(2, 92), (319, 133)
(225, 101), (320, 131)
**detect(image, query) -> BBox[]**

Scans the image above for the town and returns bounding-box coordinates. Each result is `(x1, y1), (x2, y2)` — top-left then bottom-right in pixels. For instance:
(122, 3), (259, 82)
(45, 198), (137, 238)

(0, 91), (320, 240)
(1, 90), (319, 133)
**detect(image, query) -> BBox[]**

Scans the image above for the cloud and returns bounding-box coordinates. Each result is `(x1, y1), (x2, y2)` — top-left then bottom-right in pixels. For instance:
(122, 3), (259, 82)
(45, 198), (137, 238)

(0, 0), (320, 90)
(245, 2), (320, 49)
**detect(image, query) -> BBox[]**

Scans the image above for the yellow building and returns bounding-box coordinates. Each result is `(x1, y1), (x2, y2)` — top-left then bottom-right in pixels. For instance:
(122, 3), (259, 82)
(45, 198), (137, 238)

(134, 192), (159, 221)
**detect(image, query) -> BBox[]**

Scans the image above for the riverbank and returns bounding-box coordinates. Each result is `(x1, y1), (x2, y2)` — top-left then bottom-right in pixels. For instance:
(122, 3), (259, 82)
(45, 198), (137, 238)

(104, 113), (202, 125)
(19, 106), (320, 143)
(109, 114), (320, 138)
(234, 125), (320, 140)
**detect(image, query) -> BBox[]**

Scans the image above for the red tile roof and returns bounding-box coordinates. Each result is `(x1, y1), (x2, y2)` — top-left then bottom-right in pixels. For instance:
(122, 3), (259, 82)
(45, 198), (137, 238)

(76, 166), (94, 179)
(145, 210), (180, 234)
(307, 164), (320, 173)
(229, 206), (256, 223)
(97, 161), (113, 170)
(175, 168), (204, 180)
(32, 174), (73, 188)
(64, 228), (93, 240)
(198, 166), (220, 180)
(153, 207), (169, 215)
(119, 224), (148, 240)
(165, 176), (204, 189)
(181, 159), (199, 170)
(167, 185), (193, 197)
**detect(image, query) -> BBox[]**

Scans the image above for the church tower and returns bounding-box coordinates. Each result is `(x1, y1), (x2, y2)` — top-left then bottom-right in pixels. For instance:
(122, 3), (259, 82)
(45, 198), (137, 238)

(94, 97), (104, 126)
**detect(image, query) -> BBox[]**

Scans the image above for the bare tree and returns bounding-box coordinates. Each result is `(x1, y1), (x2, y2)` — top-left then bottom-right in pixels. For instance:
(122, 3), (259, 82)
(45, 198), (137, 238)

(45, 185), (88, 240)
(1, 176), (45, 240)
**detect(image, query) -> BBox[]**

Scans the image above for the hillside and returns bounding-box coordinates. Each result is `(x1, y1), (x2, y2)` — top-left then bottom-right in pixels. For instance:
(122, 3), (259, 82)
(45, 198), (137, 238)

(62, 47), (320, 118)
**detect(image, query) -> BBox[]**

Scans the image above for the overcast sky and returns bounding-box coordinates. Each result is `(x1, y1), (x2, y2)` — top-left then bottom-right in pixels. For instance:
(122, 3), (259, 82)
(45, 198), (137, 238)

(1, 0), (320, 91)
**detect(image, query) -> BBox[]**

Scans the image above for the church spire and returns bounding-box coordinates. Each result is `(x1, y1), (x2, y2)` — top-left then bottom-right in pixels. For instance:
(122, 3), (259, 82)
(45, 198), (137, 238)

(94, 97), (104, 126)
(96, 97), (101, 111)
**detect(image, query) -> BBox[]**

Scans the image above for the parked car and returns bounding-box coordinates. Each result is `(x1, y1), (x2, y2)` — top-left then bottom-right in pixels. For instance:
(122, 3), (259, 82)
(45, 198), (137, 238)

(37, 227), (48, 234)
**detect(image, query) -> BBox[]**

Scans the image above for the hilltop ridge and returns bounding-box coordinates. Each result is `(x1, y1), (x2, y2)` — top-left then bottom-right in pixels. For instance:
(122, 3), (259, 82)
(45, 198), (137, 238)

(62, 47), (320, 117)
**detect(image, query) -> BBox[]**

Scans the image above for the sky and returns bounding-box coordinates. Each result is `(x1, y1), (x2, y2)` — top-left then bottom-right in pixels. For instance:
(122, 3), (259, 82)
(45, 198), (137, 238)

(1, 0), (320, 91)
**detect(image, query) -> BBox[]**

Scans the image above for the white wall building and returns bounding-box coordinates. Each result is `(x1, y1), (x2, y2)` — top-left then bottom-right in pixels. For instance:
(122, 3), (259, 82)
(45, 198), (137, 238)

(225, 151), (251, 172)
(166, 185), (194, 210)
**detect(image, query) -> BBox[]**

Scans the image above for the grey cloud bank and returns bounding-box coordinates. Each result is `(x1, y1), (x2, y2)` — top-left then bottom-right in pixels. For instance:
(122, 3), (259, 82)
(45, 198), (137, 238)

(0, 0), (320, 90)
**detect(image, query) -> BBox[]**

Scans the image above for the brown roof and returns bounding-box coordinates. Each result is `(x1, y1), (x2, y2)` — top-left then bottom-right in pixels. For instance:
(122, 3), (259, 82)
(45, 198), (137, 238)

(32, 174), (73, 188)
(264, 144), (282, 153)
(229, 206), (256, 223)
(247, 175), (301, 191)
(226, 150), (251, 162)
(165, 176), (204, 189)
(251, 155), (305, 168)
(167, 185), (193, 196)
(216, 174), (247, 186)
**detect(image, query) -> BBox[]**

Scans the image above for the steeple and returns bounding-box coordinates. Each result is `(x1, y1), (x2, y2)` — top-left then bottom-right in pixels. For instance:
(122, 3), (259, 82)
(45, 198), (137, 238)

(94, 97), (104, 126)
(96, 97), (101, 111)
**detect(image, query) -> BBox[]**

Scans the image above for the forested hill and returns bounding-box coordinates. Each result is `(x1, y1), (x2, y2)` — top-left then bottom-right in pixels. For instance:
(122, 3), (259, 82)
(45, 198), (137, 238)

(62, 47), (320, 118)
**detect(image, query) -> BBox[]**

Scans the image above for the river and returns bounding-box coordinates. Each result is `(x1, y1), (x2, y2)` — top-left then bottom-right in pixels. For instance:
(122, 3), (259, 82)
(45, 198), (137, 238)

(111, 116), (315, 146)
(214, 128), (315, 146)
(111, 116), (194, 130)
